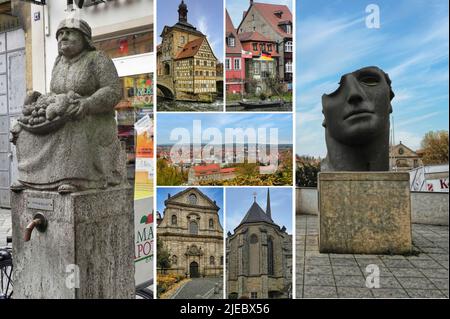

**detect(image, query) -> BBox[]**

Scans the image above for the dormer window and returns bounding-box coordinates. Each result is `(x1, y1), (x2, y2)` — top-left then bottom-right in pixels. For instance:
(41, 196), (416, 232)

(274, 11), (283, 18)
(227, 35), (236, 47)
(286, 24), (292, 34)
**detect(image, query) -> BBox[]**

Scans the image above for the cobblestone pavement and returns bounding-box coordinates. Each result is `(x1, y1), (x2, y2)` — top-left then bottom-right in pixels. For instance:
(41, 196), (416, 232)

(171, 277), (223, 299)
(0, 208), (12, 247)
(296, 215), (449, 298)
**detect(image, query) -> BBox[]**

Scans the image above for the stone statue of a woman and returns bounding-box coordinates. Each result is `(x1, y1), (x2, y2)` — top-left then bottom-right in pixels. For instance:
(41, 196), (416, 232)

(10, 18), (126, 194)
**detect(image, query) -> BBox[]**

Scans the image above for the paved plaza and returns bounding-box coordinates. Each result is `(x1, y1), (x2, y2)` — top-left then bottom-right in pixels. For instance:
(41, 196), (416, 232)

(170, 277), (223, 299)
(296, 215), (449, 298)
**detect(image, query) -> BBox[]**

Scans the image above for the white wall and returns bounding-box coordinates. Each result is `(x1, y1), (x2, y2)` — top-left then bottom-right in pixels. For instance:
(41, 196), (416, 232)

(30, 0), (154, 92)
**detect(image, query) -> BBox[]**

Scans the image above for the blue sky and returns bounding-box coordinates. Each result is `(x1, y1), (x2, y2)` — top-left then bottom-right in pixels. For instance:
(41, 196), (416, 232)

(157, 0), (223, 62)
(157, 113), (293, 144)
(226, 187), (292, 234)
(227, 0), (293, 27)
(157, 187), (224, 225)
(296, 0), (449, 157)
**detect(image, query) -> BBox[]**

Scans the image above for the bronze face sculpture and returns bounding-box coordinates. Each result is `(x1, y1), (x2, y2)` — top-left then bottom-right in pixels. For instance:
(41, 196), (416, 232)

(10, 18), (126, 194)
(321, 66), (395, 171)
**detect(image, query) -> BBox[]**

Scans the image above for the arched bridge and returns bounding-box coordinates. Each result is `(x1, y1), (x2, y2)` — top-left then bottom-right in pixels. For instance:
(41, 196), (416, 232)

(157, 76), (175, 100)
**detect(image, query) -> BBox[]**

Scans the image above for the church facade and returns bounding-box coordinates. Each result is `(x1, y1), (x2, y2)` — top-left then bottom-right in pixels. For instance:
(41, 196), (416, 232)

(157, 188), (223, 277)
(226, 189), (292, 299)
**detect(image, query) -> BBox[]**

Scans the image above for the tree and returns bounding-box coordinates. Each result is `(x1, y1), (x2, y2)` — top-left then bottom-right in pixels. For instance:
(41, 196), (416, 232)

(156, 158), (187, 185)
(296, 156), (321, 187)
(420, 130), (449, 165)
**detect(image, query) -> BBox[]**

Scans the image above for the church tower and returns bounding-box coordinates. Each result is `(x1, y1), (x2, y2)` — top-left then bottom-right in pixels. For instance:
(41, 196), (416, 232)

(178, 0), (188, 23)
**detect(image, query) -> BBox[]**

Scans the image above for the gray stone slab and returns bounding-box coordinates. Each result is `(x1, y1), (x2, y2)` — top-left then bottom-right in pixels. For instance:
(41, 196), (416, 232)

(331, 258), (359, 267)
(304, 274), (335, 286)
(306, 256), (331, 266)
(378, 276), (403, 289)
(390, 268), (424, 278)
(428, 278), (449, 290)
(397, 277), (437, 290)
(334, 275), (367, 288)
(372, 288), (409, 298)
(406, 289), (446, 298)
(296, 285), (303, 299)
(337, 287), (373, 298)
(304, 265), (333, 275)
(329, 253), (355, 259)
(409, 259), (444, 269)
(332, 266), (363, 276)
(383, 259), (414, 268)
(379, 255), (407, 261)
(303, 286), (337, 298)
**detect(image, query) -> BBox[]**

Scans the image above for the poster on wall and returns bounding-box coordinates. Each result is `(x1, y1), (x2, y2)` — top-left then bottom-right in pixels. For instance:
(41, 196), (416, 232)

(134, 114), (154, 288)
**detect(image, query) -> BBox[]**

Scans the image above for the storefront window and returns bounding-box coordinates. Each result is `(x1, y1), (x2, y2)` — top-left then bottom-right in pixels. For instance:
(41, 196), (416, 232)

(94, 31), (153, 59)
(116, 73), (154, 165)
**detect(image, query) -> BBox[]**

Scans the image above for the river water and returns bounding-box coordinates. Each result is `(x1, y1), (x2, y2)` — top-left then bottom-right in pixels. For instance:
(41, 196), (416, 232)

(226, 102), (292, 112)
(157, 97), (224, 112)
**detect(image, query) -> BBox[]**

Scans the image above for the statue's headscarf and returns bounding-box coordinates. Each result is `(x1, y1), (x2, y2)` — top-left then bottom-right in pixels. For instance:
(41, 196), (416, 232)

(56, 18), (96, 51)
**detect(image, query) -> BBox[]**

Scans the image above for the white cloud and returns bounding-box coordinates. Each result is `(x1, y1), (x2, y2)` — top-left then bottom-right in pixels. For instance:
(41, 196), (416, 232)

(393, 130), (423, 150)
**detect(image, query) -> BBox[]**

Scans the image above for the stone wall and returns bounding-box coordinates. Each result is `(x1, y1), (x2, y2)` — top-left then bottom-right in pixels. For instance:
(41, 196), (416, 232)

(411, 192), (449, 226)
(295, 187), (318, 215)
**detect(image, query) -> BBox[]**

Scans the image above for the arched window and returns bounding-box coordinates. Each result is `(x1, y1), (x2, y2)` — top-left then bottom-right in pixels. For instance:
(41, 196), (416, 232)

(268, 237), (274, 276)
(209, 218), (214, 229)
(220, 256), (224, 265)
(164, 63), (170, 75)
(249, 234), (259, 275)
(172, 255), (178, 265)
(171, 215), (177, 225)
(210, 256), (215, 265)
(189, 221), (198, 235)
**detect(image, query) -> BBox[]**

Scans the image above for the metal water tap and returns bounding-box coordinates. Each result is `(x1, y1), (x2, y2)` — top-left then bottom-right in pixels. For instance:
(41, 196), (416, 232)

(24, 213), (48, 242)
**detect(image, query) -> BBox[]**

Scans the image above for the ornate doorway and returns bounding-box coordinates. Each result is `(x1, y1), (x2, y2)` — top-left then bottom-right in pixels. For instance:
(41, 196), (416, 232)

(189, 261), (199, 278)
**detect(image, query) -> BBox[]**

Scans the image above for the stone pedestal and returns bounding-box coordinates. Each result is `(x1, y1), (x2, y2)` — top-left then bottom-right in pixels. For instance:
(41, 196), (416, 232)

(318, 172), (412, 254)
(11, 187), (135, 299)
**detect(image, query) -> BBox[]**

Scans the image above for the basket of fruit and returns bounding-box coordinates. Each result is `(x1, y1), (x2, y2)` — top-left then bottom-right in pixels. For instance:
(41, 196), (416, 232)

(17, 91), (80, 134)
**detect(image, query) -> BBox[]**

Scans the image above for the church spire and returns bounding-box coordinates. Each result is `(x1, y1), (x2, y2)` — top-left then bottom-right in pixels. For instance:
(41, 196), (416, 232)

(266, 188), (271, 219)
(178, 0), (188, 23)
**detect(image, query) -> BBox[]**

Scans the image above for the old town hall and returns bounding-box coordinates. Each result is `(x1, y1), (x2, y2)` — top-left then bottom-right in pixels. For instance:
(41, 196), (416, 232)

(157, 0), (219, 102)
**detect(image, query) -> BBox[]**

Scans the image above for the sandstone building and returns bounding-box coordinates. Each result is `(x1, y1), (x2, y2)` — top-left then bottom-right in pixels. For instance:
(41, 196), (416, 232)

(157, 188), (223, 277)
(226, 189), (292, 299)
(157, 0), (218, 102)
(389, 142), (423, 171)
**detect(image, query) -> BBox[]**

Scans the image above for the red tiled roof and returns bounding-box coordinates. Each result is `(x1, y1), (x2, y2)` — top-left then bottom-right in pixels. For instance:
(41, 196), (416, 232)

(238, 31), (274, 43)
(220, 168), (236, 174)
(193, 164), (221, 176)
(193, 164), (236, 176)
(245, 2), (293, 38)
(175, 37), (205, 59)
(226, 10), (243, 54)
